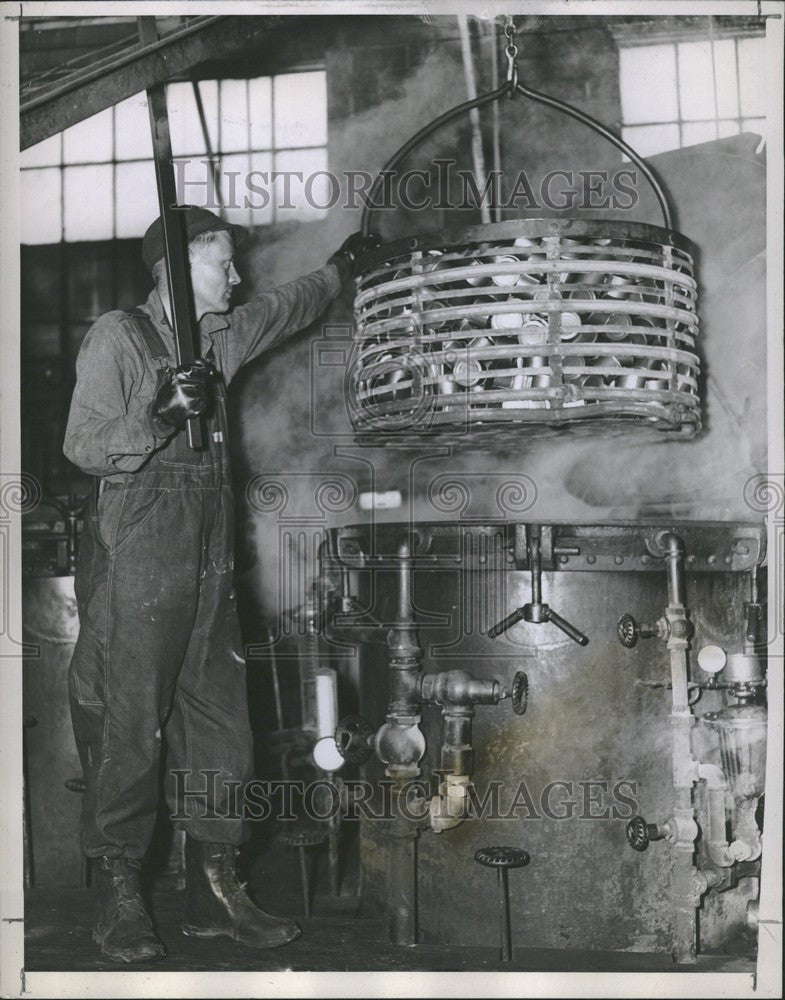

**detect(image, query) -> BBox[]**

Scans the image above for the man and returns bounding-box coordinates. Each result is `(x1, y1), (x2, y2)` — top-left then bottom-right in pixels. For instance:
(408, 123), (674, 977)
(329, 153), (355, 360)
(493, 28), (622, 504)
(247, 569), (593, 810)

(63, 205), (375, 964)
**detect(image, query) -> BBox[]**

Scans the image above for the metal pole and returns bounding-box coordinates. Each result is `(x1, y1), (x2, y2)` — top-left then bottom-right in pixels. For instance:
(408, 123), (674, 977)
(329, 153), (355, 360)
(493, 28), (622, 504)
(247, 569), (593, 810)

(192, 80), (224, 209)
(298, 846), (311, 917)
(457, 15), (491, 225)
(137, 16), (203, 450)
(499, 867), (512, 961)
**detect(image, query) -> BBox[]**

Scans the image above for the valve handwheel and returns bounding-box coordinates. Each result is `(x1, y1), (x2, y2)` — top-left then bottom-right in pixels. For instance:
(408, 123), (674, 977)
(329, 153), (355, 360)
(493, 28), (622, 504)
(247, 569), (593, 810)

(474, 845), (530, 962)
(626, 815), (656, 852)
(617, 613), (639, 648)
(511, 671), (528, 716)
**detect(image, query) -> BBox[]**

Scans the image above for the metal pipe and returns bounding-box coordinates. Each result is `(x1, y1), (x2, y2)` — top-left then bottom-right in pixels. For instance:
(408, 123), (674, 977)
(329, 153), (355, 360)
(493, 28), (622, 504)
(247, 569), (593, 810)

(529, 527), (542, 607)
(498, 867), (512, 961)
(457, 15), (491, 226)
(388, 781), (418, 945)
(698, 763), (751, 868)
(192, 80), (224, 209)
(658, 530), (702, 963)
(662, 531), (687, 609)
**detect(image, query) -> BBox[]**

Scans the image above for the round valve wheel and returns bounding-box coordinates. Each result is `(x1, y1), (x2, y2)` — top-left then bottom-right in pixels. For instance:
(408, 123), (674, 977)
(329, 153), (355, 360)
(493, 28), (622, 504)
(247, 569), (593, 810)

(335, 714), (375, 764)
(474, 845), (530, 869)
(626, 815), (650, 852)
(617, 613), (639, 648)
(511, 671), (528, 715)
(279, 829), (328, 849)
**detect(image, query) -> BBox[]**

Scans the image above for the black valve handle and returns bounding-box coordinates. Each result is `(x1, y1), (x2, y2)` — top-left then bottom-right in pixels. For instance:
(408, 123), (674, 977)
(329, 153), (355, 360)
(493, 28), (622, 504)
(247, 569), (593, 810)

(545, 607), (589, 646)
(486, 606), (528, 639)
(626, 815), (666, 852)
(511, 672), (528, 715)
(488, 604), (589, 645)
(617, 613), (639, 648)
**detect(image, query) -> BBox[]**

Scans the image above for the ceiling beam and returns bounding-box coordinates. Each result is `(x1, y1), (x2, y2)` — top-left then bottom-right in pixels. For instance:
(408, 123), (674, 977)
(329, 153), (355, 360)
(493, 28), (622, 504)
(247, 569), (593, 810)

(20, 14), (298, 149)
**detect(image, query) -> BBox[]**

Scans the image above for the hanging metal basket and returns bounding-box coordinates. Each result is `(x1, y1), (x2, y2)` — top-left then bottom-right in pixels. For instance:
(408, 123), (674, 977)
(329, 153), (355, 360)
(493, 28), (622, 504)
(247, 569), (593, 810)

(351, 219), (700, 438)
(349, 31), (702, 442)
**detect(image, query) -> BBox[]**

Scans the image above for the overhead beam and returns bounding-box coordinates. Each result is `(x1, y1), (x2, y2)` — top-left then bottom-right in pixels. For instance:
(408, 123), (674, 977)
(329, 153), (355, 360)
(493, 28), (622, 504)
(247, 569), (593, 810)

(20, 14), (296, 149)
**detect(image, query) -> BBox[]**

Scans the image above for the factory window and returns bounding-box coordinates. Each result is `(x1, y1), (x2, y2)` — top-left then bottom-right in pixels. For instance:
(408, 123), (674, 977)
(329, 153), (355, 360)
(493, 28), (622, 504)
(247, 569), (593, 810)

(618, 35), (765, 158)
(20, 70), (329, 245)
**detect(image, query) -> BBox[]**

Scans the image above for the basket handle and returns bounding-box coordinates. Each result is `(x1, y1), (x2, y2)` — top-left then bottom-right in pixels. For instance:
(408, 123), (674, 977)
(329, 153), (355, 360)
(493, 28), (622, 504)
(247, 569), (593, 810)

(360, 81), (673, 237)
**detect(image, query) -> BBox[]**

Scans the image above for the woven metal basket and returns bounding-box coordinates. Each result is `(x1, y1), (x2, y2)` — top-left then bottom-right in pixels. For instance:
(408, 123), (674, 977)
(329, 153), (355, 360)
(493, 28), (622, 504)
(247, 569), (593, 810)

(351, 219), (700, 440)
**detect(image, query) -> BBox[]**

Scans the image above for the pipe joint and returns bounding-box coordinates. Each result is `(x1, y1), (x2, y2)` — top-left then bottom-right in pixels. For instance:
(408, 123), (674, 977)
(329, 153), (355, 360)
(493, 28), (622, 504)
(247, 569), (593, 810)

(428, 775), (472, 833)
(670, 868), (709, 907)
(376, 718), (426, 778)
(670, 807), (699, 845)
(419, 669), (502, 709)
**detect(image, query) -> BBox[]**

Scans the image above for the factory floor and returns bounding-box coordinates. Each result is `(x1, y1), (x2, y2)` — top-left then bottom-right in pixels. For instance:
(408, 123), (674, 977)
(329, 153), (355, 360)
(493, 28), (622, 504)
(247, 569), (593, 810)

(23, 832), (757, 976)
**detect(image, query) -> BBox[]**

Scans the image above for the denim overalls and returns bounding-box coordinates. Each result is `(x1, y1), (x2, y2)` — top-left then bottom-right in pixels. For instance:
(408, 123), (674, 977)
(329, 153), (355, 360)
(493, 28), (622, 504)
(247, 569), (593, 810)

(69, 313), (253, 858)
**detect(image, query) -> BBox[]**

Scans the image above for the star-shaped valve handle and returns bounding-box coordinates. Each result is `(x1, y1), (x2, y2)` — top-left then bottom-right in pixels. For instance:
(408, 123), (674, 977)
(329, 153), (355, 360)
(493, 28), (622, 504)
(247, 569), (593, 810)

(486, 527), (589, 646)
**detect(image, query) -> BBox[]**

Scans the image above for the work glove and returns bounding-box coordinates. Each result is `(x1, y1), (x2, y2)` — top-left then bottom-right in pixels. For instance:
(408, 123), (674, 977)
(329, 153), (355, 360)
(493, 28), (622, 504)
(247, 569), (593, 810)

(328, 231), (382, 283)
(148, 358), (215, 436)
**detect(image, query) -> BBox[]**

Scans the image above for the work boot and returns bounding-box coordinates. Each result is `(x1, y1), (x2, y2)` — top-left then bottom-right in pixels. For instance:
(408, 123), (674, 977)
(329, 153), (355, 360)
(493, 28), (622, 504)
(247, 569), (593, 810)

(93, 858), (166, 963)
(182, 838), (300, 948)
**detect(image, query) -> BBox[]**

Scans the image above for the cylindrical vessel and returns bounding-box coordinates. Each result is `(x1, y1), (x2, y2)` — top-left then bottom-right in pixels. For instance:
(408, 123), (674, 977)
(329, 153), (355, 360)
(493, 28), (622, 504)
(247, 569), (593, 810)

(702, 704), (767, 800)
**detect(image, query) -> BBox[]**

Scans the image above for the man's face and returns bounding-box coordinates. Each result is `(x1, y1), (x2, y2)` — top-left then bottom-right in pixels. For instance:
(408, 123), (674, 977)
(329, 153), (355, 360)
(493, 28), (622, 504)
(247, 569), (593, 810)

(189, 231), (241, 319)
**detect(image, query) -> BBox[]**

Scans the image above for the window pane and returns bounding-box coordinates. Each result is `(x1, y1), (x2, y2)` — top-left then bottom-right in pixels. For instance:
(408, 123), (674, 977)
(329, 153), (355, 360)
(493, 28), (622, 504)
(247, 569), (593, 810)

(714, 39), (739, 118)
(247, 150), (274, 227)
(21, 168), (62, 244)
(64, 165), (113, 241)
(20, 134), (61, 168)
(63, 107), (113, 164)
(219, 153), (251, 227)
(681, 121), (719, 147)
(717, 119), (740, 138)
(274, 148), (330, 221)
(677, 40), (717, 121)
(249, 77), (273, 149)
(737, 37), (765, 117)
(619, 45), (678, 124)
(168, 80), (214, 157)
(173, 156), (222, 210)
(621, 123), (680, 158)
(274, 71), (328, 147)
(115, 93), (153, 160)
(116, 161), (159, 238)
(219, 79), (250, 153)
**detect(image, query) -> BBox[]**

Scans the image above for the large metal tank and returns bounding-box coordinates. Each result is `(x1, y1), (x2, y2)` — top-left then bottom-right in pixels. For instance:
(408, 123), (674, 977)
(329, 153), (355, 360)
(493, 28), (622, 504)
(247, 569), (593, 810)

(322, 519), (766, 957)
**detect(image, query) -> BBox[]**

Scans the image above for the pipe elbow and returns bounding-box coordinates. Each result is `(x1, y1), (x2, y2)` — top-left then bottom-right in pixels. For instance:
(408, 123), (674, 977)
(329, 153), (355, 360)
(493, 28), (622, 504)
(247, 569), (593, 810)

(427, 777), (471, 833)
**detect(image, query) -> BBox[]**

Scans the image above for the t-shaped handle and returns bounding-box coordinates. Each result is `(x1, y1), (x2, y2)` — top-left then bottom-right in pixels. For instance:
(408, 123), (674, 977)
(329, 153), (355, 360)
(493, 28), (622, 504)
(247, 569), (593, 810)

(486, 527), (589, 645)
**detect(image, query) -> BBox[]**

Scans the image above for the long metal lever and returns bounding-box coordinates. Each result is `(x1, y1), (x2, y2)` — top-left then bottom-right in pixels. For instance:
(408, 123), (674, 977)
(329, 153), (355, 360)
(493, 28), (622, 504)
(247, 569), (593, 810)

(138, 16), (203, 450)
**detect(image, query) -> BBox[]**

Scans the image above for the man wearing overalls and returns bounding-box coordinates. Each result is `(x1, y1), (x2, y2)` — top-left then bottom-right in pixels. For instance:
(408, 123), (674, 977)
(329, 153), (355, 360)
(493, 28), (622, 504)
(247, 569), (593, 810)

(63, 206), (372, 963)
